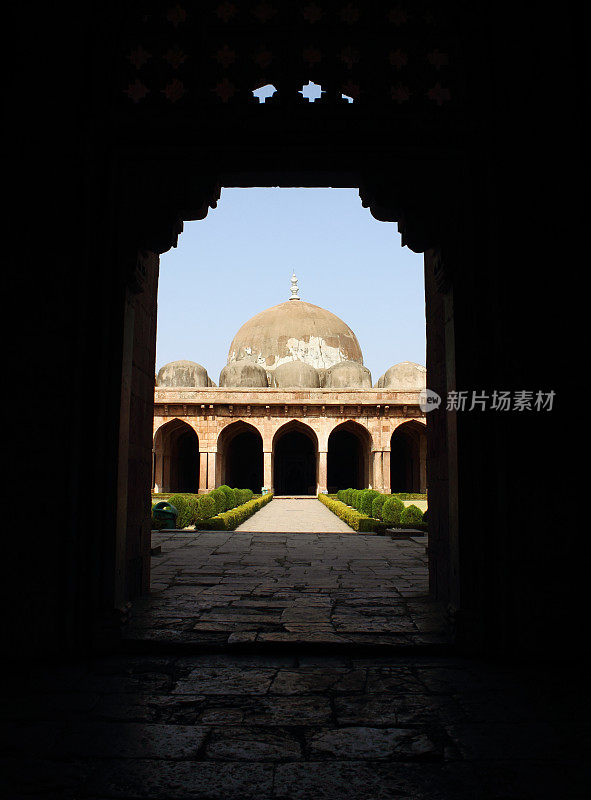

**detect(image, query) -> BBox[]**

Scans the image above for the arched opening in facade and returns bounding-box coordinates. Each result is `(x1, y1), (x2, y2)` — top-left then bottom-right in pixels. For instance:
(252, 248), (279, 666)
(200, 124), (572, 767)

(217, 421), (263, 493)
(273, 421), (318, 496)
(153, 419), (199, 493)
(390, 421), (427, 494)
(327, 421), (371, 493)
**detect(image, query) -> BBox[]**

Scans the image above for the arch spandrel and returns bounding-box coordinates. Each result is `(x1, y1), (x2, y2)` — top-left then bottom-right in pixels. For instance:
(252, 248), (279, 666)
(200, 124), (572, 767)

(216, 419), (264, 449)
(271, 419), (320, 451)
(325, 418), (374, 453)
(153, 417), (199, 447)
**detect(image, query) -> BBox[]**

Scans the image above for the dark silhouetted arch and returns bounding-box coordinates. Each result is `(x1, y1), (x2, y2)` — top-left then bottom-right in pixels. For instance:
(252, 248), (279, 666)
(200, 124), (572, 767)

(390, 421), (427, 493)
(153, 419), (199, 493)
(327, 421), (371, 492)
(273, 421), (318, 496)
(217, 421), (263, 493)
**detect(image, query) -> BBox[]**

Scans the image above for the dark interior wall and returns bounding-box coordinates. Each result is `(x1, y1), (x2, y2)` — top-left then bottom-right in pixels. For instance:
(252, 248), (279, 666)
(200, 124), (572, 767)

(226, 431), (263, 494)
(327, 429), (364, 492)
(274, 431), (317, 496)
(7, 4), (584, 656)
(175, 431), (200, 493)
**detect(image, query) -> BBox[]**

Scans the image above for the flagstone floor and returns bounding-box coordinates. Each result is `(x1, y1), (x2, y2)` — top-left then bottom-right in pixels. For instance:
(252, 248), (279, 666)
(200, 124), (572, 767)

(128, 501), (443, 648)
(3, 652), (588, 799)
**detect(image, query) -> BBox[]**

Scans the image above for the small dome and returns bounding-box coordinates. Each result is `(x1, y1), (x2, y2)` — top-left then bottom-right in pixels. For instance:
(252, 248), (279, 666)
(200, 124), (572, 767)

(325, 361), (372, 389)
(157, 360), (209, 387)
(375, 361), (426, 390)
(219, 360), (268, 388)
(271, 360), (320, 388)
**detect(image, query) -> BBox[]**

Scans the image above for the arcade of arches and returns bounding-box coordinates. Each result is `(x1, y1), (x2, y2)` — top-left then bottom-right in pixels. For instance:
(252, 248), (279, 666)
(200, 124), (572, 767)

(154, 412), (427, 498)
(153, 286), (427, 497)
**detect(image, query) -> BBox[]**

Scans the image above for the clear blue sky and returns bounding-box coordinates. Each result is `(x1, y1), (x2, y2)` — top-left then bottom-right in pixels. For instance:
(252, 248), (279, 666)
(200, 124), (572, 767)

(156, 188), (425, 384)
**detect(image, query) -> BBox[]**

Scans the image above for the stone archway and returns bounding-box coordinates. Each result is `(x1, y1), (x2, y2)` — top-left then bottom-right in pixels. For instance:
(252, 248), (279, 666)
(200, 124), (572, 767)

(327, 421), (372, 493)
(217, 421), (264, 494)
(390, 421), (427, 494)
(273, 421), (318, 496)
(153, 419), (199, 493)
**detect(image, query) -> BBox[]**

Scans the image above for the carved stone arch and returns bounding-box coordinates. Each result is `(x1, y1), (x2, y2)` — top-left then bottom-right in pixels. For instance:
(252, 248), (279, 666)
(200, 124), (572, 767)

(272, 420), (319, 497)
(153, 418), (199, 493)
(327, 420), (373, 492)
(216, 420), (264, 493)
(390, 419), (427, 494)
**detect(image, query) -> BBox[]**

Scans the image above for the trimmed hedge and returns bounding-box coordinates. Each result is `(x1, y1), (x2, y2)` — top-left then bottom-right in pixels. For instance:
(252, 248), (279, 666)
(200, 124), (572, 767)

(330, 488), (427, 532)
(195, 492), (274, 531)
(317, 493), (376, 532)
(371, 494), (387, 520)
(152, 486), (261, 530)
(360, 489), (380, 516)
(400, 503), (424, 525)
(382, 496), (405, 525)
(167, 494), (199, 528)
(196, 493), (216, 521)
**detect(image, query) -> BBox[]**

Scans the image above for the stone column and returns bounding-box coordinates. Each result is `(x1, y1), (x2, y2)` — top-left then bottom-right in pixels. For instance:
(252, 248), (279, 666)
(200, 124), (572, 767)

(153, 450), (163, 492)
(318, 451), (328, 495)
(382, 451), (391, 494)
(206, 452), (216, 491)
(199, 452), (208, 493)
(263, 452), (272, 491)
(373, 451), (383, 492)
(420, 434), (427, 493)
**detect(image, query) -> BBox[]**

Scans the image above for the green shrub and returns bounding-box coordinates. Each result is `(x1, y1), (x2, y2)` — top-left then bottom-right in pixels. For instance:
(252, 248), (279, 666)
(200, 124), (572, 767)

(371, 494), (387, 520)
(382, 496), (405, 525)
(360, 489), (380, 516)
(400, 504), (424, 525)
(197, 493), (216, 521)
(210, 488), (226, 514)
(196, 492), (274, 531)
(337, 489), (346, 503)
(168, 494), (199, 528)
(349, 489), (362, 510)
(235, 488), (253, 506)
(317, 493), (377, 533)
(219, 485), (237, 511)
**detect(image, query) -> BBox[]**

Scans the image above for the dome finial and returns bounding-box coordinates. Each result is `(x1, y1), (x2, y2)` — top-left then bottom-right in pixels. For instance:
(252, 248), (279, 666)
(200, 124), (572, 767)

(289, 272), (300, 300)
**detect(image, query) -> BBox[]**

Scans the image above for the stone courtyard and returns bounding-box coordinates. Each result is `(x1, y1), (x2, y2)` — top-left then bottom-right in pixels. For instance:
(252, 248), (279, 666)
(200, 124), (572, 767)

(3, 652), (588, 798)
(2, 501), (588, 798)
(127, 500), (444, 648)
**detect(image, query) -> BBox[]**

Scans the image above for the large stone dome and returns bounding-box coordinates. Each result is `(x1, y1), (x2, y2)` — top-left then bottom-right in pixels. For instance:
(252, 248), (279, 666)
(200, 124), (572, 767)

(227, 298), (364, 375)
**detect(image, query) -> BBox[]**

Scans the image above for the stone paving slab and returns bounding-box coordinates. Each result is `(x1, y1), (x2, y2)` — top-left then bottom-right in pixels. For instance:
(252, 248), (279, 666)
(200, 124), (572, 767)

(129, 506), (442, 648)
(3, 654), (589, 799)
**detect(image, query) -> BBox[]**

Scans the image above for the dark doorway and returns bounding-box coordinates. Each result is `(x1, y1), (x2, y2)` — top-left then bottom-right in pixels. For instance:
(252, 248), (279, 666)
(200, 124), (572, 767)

(176, 429), (200, 493)
(153, 420), (199, 493)
(390, 422), (426, 493)
(274, 430), (316, 495)
(226, 430), (263, 493)
(328, 428), (363, 493)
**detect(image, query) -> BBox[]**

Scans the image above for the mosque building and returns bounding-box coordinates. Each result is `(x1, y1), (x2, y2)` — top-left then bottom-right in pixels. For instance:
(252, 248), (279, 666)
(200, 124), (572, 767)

(153, 275), (427, 497)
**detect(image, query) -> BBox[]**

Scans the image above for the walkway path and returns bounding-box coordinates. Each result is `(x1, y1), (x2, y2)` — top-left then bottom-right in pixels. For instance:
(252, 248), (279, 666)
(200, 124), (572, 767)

(128, 522), (445, 648)
(236, 498), (355, 532)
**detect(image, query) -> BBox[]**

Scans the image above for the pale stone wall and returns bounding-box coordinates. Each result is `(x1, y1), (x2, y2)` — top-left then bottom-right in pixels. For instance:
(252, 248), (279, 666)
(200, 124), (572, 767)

(152, 387), (426, 495)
